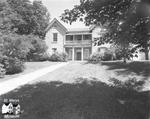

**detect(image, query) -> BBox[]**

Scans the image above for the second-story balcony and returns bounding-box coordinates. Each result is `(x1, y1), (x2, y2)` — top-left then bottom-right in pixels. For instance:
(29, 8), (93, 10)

(65, 40), (92, 45)
(65, 34), (92, 46)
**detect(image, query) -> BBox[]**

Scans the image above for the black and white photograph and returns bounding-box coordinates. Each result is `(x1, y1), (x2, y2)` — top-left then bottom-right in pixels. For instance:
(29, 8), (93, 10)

(0, 0), (150, 118)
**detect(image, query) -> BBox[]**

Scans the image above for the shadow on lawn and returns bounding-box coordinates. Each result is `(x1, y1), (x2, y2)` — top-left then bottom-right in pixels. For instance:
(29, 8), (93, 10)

(0, 78), (149, 119)
(101, 61), (150, 80)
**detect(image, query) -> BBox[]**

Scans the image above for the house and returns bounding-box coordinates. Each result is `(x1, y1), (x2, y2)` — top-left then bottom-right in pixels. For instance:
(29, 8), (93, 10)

(45, 18), (110, 61)
(45, 18), (150, 61)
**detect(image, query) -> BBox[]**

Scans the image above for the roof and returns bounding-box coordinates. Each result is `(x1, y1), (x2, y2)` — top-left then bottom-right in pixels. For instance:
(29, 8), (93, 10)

(45, 18), (68, 33)
(67, 28), (91, 34)
(46, 18), (103, 34)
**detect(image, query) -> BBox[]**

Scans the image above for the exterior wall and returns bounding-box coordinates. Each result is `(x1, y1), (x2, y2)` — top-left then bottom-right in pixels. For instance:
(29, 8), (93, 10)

(92, 26), (111, 53)
(45, 27), (64, 54)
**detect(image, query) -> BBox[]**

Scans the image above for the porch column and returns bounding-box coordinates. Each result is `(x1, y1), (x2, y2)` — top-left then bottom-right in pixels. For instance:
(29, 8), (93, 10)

(81, 47), (84, 61)
(73, 35), (75, 42)
(72, 47), (74, 61)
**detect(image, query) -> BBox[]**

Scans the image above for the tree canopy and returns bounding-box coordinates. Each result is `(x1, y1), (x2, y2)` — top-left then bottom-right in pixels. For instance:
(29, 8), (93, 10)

(61, 0), (150, 60)
(0, 0), (50, 38)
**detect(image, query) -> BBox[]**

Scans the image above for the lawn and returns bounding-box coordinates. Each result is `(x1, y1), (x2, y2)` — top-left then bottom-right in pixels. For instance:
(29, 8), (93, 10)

(0, 80), (148, 119)
(101, 61), (150, 90)
(0, 61), (149, 119)
(0, 61), (59, 82)
(29, 61), (112, 84)
(101, 61), (150, 79)
(29, 61), (150, 86)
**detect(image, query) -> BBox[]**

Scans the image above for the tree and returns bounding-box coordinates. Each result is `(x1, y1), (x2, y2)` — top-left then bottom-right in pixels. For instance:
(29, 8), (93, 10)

(61, 0), (150, 60)
(0, 0), (49, 61)
(6, 0), (50, 38)
(0, 0), (24, 34)
(129, 1), (150, 60)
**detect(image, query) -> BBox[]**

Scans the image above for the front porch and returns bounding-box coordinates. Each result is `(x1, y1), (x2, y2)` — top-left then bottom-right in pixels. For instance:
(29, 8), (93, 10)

(65, 47), (92, 61)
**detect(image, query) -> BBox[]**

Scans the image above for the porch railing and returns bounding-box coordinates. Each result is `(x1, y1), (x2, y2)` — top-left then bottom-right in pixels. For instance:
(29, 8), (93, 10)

(65, 40), (92, 45)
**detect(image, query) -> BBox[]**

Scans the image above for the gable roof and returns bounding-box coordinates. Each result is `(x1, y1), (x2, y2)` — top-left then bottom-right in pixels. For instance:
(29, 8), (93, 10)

(46, 18), (104, 34)
(46, 18), (68, 33)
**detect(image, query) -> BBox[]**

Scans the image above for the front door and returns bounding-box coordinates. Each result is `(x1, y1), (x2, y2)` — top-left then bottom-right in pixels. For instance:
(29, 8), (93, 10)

(76, 52), (81, 60)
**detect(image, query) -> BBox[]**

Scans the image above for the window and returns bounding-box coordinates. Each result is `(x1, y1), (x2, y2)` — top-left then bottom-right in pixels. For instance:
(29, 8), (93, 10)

(83, 34), (92, 40)
(66, 35), (73, 41)
(75, 35), (82, 41)
(52, 48), (57, 53)
(53, 33), (58, 42)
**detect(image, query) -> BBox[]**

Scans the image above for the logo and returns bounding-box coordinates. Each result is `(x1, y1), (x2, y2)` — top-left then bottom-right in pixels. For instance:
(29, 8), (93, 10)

(2, 99), (22, 119)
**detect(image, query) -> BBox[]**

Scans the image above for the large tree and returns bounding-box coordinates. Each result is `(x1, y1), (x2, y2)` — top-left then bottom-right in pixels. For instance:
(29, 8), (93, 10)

(0, 0), (23, 34)
(5, 0), (50, 38)
(0, 0), (49, 61)
(61, 0), (150, 60)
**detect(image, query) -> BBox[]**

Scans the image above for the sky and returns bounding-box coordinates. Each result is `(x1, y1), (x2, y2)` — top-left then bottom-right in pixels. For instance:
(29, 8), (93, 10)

(38, 0), (88, 28)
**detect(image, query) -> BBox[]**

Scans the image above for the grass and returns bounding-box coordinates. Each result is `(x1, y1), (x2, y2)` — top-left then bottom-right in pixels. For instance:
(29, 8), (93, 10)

(0, 61), (59, 82)
(0, 61), (149, 119)
(30, 61), (111, 84)
(101, 61), (150, 80)
(0, 79), (148, 119)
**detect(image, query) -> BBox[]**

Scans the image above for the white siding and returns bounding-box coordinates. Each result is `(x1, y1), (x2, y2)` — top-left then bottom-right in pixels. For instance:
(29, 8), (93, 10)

(45, 27), (64, 54)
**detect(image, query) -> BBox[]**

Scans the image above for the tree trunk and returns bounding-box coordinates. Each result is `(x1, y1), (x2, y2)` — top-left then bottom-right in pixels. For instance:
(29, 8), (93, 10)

(123, 57), (127, 63)
(145, 46), (149, 60)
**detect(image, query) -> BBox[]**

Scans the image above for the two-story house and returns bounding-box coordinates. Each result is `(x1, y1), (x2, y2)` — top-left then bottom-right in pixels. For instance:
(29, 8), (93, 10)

(45, 18), (110, 61)
(45, 18), (150, 61)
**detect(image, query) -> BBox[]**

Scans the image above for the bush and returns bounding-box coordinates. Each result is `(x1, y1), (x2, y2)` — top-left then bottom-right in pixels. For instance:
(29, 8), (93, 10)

(59, 52), (68, 62)
(26, 35), (48, 61)
(1, 34), (30, 61)
(102, 51), (113, 61)
(1, 57), (25, 74)
(0, 34), (48, 62)
(37, 53), (50, 61)
(88, 50), (114, 63)
(49, 53), (68, 62)
(0, 63), (6, 78)
(88, 53), (102, 63)
(28, 53), (50, 62)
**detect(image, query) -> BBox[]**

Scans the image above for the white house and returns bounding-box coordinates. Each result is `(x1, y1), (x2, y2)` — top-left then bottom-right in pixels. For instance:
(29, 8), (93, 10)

(45, 18), (150, 61)
(45, 18), (110, 61)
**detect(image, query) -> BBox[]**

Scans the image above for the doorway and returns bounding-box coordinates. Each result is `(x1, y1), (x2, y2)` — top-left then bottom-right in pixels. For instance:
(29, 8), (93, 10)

(75, 48), (82, 60)
(76, 51), (81, 60)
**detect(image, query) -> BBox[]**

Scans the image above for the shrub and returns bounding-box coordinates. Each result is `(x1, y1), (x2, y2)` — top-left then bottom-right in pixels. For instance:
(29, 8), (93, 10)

(101, 51), (113, 61)
(27, 53), (50, 62)
(0, 34), (48, 62)
(26, 35), (48, 61)
(0, 63), (6, 78)
(59, 52), (68, 62)
(1, 34), (30, 61)
(37, 53), (50, 61)
(88, 50), (114, 63)
(2, 57), (25, 74)
(88, 53), (102, 64)
(49, 53), (68, 62)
